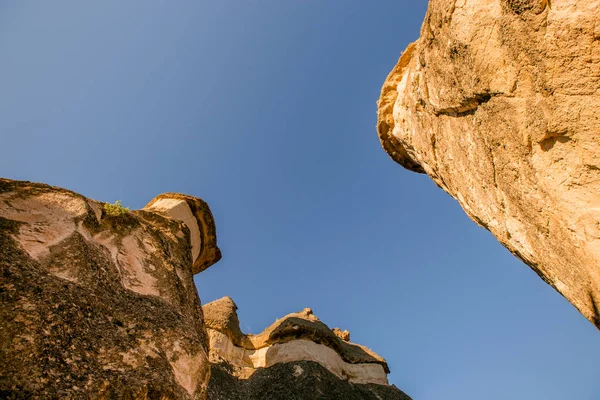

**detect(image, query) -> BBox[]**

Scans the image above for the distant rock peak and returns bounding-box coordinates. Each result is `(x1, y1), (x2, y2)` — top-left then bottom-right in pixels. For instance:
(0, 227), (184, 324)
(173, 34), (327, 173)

(202, 297), (390, 385)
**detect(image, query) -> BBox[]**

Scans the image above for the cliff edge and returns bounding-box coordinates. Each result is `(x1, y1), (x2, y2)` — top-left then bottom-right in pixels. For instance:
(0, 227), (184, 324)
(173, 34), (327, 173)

(377, 0), (600, 328)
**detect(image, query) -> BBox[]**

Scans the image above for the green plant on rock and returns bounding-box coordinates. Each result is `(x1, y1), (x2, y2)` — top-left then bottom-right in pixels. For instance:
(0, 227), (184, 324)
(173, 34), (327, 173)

(104, 200), (130, 216)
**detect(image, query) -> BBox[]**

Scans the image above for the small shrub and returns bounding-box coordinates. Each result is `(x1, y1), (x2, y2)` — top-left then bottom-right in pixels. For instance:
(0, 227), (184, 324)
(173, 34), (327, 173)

(104, 200), (130, 216)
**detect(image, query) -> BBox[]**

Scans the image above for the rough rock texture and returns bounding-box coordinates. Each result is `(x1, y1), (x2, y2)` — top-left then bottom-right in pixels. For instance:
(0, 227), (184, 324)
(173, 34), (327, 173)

(207, 361), (411, 400)
(378, 0), (600, 328)
(332, 328), (351, 342)
(1, 179), (412, 399)
(203, 297), (412, 399)
(145, 193), (221, 274)
(0, 178), (220, 399)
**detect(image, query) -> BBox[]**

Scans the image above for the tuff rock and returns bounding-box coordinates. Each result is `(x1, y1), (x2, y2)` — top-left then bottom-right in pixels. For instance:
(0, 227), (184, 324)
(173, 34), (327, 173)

(377, 0), (600, 328)
(0, 179), (220, 399)
(203, 297), (411, 400)
(0, 178), (411, 399)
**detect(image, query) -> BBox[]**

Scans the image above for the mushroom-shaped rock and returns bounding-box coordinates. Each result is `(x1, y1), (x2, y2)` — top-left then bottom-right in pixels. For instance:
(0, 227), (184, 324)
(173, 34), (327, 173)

(144, 193), (221, 274)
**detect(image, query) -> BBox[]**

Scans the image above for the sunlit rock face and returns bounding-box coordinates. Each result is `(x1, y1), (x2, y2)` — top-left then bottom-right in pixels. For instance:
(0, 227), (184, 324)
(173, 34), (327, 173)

(0, 179), (412, 399)
(144, 193), (221, 274)
(0, 178), (220, 399)
(377, 0), (600, 328)
(203, 297), (412, 400)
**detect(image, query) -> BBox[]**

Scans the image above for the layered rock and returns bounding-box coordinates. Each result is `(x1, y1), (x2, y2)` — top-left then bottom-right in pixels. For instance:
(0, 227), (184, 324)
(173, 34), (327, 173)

(1, 178), (412, 399)
(377, 0), (600, 328)
(203, 297), (412, 399)
(0, 178), (220, 399)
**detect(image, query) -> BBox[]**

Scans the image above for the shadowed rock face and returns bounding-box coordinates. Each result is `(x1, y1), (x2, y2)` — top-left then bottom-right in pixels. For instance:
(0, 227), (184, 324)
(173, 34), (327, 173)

(203, 297), (412, 399)
(207, 361), (412, 400)
(378, 0), (600, 328)
(0, 179), (220, 399)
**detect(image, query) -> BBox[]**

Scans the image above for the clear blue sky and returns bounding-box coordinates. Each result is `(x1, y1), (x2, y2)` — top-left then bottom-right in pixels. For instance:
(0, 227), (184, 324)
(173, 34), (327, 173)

(1, 2), (598, 399)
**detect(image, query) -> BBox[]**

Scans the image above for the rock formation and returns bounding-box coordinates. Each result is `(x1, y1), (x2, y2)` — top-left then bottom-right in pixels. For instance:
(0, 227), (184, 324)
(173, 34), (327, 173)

(377, 0), (600, 328)
(0, 178), (221, 399)
(203, 297), (411, 399)
(0, 178), (411, 399)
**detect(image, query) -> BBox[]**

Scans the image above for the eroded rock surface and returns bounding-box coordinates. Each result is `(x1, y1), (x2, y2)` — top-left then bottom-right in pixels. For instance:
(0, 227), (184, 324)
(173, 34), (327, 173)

(203, 297), (411, 399)
(0, 179), (413, 399)
(377, 0), (600, 328)
(0, 178), (220, 399)
(207, 361), (411, 400)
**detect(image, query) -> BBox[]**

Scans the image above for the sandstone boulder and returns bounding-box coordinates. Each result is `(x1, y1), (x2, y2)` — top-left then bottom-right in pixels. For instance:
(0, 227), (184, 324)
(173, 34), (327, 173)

(377, 0), (600, 328)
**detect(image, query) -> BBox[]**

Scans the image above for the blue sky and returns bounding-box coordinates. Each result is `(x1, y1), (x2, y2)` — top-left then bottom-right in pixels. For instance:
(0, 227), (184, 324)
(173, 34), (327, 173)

(1, 1), (598, 399)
